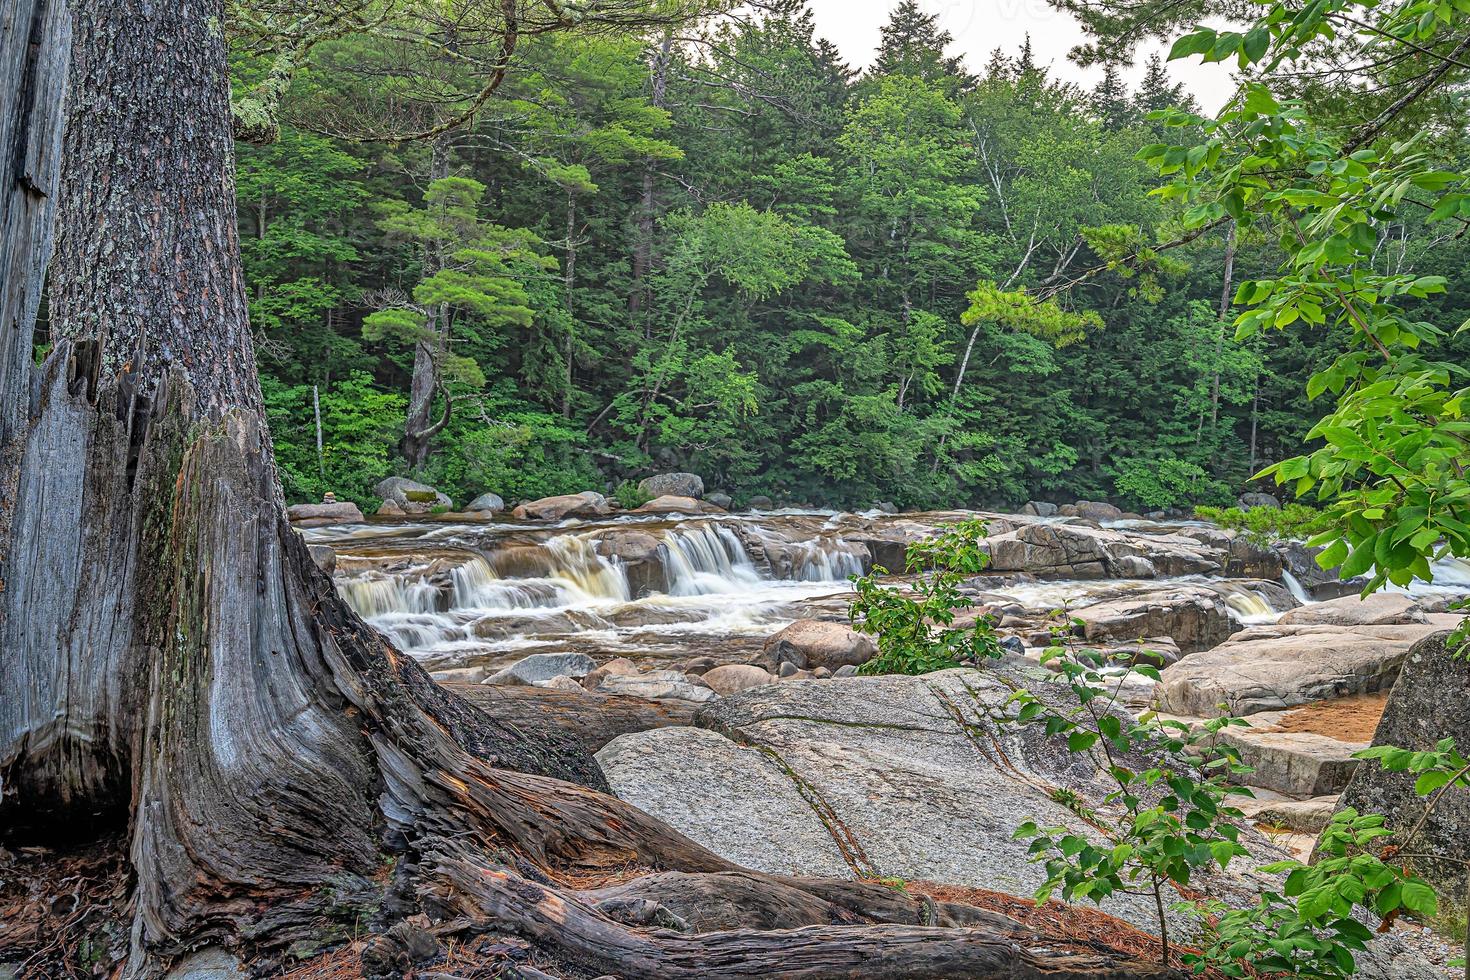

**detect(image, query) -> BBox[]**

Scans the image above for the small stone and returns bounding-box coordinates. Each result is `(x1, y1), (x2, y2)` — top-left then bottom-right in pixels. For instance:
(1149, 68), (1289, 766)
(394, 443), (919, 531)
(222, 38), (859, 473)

(597, 670), (719, 703)
(485, 652), (596, 687)
(705, 491), (734, 510)
(466, 491), (505, 513)
(539, 674), (587, 693)
(833, 664), (859, 677)
(747, 494), (774, 510)
(812, 667), (831, 679)
(682, 656), (717, 675)
(703, 664), (775, 695)
(778, 662), (799, 678)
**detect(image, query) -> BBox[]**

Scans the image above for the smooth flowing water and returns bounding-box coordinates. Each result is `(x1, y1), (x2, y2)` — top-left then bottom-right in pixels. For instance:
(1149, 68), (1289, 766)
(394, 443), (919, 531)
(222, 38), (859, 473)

(311, 512), (868, 671)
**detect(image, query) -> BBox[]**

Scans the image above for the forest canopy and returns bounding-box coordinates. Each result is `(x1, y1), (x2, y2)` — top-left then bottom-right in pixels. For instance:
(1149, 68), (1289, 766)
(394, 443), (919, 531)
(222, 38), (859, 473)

(228, 0), (1470, 513)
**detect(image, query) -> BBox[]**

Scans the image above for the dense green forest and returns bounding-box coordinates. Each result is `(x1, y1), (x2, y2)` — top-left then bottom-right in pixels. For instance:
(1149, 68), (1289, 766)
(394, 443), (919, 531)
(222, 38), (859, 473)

(232, 0), (1470, 512)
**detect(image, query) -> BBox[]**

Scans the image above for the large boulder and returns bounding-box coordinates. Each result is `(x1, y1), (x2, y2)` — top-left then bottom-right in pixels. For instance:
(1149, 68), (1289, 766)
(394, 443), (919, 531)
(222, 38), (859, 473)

(638, 472), (704, 499)
(599, 667), (1280, 938)
(286, 500), (364, 526)
(1238, 491), (1281, 510)
(1334, 632), (1470, 901)
(596, 667), (1437, 976)
(511, 491), (610, 521)
(1073, 500), (1124, 522)
(1074, 584), (1235, 655)
(374, 476), (452, 513)
(1157, 623), (1443, 717)
(466, 491), (505, 514)
(759, 619), (876, 672)
(979, 523), (1223, 579)
(1276, 592), (1426, 627)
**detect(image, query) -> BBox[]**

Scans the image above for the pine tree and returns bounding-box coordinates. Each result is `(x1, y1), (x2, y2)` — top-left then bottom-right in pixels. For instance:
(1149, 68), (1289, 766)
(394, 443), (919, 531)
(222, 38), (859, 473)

(871, 0), (975, 92)
(1091, 63), (1133, 130)
(1133, 52), (1197, 119)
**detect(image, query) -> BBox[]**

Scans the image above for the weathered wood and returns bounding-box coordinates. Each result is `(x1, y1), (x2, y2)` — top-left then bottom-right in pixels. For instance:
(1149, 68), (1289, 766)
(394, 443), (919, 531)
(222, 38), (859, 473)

(0, 0), (67, 442)
(423, 845), (1185, 980)
(579, 870), (1034, 933)
(447, 682), (697, 753)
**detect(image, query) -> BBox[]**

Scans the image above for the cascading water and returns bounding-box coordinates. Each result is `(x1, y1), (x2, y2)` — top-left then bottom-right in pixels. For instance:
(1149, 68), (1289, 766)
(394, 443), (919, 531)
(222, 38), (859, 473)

(337, 574), (442, 619)
(660, 524), (765, 596)
(1217, 584), (1280, 624)
(1281, 569), (1313, 605)
(330, 517), (872, 663)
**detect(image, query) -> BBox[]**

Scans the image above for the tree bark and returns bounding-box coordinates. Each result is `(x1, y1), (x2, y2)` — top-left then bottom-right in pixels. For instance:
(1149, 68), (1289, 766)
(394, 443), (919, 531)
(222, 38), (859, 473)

(1, 5), (1191, 978)
(629, 33), (672, 318)
(399, 135), (452, 468)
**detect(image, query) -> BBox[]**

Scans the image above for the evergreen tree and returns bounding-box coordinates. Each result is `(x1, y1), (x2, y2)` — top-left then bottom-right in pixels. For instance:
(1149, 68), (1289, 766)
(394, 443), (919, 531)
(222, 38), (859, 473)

(871, 0), (975, 92)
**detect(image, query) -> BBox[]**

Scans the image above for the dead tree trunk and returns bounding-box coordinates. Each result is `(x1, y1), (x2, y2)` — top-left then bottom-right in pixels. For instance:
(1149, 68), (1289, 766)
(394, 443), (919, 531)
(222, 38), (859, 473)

(2, 5), (1186, 978)
(399, 135), (451, 469)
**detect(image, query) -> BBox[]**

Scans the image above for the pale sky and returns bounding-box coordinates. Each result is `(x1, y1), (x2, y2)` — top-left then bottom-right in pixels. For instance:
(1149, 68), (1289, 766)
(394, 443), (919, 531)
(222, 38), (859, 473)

(803, 0), (1240, 112)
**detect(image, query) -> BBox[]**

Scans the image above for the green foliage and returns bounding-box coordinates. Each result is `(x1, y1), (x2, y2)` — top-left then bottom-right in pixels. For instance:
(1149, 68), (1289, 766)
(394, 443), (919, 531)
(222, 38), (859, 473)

(613, 480), (652, 509)
(1194, 502), (1333, 544)
(234, 2), (1470, 516)
(262, 371), (404, 508)
(1183, 809), (1426, 977)
(1147, 0), (1470, 607)
(1009, 637), (1253, 962)
(1113, 456), (1231, 510)
(848, 520), (1003, 675)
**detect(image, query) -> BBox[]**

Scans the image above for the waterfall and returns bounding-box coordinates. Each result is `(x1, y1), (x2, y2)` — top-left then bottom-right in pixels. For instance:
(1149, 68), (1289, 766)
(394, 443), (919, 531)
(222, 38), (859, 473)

(1218, 584), (1279, 624)
(337, 573), (442, 618)
(1281, 570), (1313, 605)
(788, 539), (865, 582)
(660, 524), (765, 596)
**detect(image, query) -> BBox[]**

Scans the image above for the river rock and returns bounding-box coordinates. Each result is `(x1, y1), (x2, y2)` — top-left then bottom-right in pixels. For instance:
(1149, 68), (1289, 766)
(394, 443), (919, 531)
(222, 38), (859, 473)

(638, 472), (704, 499)
(307, 544), (336, 574)
(466, 491), (505, 513)
(597, 669), (719, 703)
(634, 494), (723, 515)
(377, 498), (405, 516)
(981, 522), (1194, 579)
(512, 491), (610, 521)
(1276, 592), (1426, 627)
(873, 501), (899, 514)
(581, 656), (638, 691)
(1075, 584), (1234, 655)
(374, 476), (452, 513)
(1240, 795), (1338, 834)
(1334, 632), (1470, 901)
(705, 491), (733, 509)
(1073, 500), (1124, 522)
(286, 500), (364, 526)
(702, 664), (777, 696)
(592, 529), (666, 596)
(760, 619), (876, 672)
(600, 666), (1280, 937)
(747, 494), (774, 510)
(1238, 491), (1281, 510)
(1216, 727), (1365, 796)
(1020, 501), (1058, 517)
(485, 652), (597, 687)
(1156, 623), (1442, 717)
